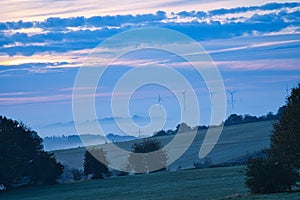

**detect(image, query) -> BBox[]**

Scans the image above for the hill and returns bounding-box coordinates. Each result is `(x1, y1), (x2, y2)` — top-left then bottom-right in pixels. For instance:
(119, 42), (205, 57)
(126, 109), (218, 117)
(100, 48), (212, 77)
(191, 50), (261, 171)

(52, 120), (273, 170)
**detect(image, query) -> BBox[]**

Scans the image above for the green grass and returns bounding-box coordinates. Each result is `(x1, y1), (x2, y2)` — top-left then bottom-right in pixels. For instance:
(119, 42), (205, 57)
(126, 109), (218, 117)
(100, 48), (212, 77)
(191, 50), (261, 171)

(1, 166), (299, 200)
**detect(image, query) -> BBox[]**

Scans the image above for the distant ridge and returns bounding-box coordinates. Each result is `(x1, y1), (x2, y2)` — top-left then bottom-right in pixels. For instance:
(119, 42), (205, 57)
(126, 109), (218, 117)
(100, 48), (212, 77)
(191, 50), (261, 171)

(43, 134), (136, 151)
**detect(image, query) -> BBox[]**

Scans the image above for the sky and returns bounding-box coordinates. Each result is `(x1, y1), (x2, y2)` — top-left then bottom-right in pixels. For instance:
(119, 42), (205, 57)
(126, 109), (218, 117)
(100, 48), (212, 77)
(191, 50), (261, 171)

(0, 0), (300, 137)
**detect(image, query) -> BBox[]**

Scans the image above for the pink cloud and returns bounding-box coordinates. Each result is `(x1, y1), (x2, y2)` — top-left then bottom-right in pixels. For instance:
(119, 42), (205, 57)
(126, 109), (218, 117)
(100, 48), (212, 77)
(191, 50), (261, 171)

(215, 59), (300, 71)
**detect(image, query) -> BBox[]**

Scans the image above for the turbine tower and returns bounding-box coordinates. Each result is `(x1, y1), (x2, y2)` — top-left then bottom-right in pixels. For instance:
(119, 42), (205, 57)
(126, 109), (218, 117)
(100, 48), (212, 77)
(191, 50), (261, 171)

(181, 89), (187, 111)
(157, 93), (164, 109)
(210, 91), (216, 106)
(210, 91), (216, 100)
(228, 90), (237, 109)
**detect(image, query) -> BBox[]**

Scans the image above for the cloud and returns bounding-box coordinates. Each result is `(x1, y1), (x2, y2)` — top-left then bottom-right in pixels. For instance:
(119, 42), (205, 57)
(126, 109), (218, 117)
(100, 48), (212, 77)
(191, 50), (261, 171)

(215, 59), (300, 71)
(208, 2), (300, 16)
(0, 94), (71, 105)
(0, 2), (299, 75)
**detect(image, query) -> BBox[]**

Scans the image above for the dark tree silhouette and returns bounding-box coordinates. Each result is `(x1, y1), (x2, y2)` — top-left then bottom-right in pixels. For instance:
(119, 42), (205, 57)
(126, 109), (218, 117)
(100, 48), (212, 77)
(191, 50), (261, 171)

(246, 151), (299, 194)
(270, 84), (300, 168)
(246, 83), (300, 194)
(128, 139), (167, 174)
(29, 151), (64, 185)
(83, 148), (109, 179)
(0, 116), (63, 189)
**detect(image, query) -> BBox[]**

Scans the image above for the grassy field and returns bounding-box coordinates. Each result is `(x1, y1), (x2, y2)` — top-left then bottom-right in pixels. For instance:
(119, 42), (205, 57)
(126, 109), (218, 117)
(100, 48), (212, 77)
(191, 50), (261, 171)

(52, 121), (273, 170)
(1, 166), (299, 200)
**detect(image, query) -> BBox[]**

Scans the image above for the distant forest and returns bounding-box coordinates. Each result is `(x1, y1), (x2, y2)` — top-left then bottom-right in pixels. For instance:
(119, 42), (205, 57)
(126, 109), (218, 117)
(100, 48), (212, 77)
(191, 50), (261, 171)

(223, 106), (285, 126)
(152, 106), (286, 137)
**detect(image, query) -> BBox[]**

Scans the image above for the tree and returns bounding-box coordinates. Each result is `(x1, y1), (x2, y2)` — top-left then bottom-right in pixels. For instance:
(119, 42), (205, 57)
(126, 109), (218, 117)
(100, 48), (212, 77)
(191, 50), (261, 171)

(0, 116), (63, 189)
(175, 122), (192, 134)
(245, 84), (300, 194)
(83, 148), (109, 179)
(224, 114), (243, 126)
(270, 83), (300, 168)
(128, 139), (167, 173)
(29, 151), (64, 185)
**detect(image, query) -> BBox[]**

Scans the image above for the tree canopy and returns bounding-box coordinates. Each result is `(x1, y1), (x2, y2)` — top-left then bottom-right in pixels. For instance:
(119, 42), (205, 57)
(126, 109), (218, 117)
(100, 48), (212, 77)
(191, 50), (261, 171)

(270, 84), (300, 168)
(0, 116), (63, 189)
(128, 139), (167, 173)
(83, 148), (110, 179)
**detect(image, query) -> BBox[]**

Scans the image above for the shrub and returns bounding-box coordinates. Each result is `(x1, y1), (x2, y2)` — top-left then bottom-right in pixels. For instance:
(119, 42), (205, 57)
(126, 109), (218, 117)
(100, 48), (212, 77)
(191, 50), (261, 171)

(71, 168), (84, 181)
(246, 154), (299, 194)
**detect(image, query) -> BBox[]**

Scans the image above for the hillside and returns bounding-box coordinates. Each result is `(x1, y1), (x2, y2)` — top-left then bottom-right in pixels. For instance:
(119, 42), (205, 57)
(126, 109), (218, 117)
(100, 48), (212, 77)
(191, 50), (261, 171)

(53, 120), (273, 170)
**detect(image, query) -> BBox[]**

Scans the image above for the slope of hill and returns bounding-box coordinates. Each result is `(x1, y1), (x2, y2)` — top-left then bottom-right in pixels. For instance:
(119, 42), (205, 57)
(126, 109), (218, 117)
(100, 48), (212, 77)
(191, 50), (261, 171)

(52, 120), (273, 170)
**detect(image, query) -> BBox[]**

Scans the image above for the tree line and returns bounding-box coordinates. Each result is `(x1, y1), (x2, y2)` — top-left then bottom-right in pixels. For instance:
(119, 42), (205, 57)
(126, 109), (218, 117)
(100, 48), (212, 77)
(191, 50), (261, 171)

(152, 108), (285, 138)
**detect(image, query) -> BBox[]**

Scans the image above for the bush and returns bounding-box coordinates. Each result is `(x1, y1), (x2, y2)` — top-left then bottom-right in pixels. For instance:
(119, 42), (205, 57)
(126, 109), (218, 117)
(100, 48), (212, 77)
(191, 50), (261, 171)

(71, 168), (84, 181)
(246, 153), (299, 194)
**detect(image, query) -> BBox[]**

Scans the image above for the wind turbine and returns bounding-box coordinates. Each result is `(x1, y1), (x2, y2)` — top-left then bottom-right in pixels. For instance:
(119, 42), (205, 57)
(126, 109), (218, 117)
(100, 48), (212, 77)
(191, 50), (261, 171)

(227, 90), (237, 109)
(157, 93), (164, 109)
(180, 89), (187, 111)
(210, 91), (216, 100)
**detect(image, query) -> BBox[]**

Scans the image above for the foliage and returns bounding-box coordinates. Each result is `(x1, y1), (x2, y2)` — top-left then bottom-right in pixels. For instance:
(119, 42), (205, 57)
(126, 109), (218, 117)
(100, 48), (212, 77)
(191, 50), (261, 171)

(224, 111), (281, 126)
(246, 84), (300, 194)
(270, 84), (300, 169)
(246, 151), (299, 194)
(128, 139), (167, 173)
(29, 151), (64, 185)
(153, 110), (282, 138)
(71, 168), (84, 181)
(0, 116), (63, 189)
(83, 148), (109, 179)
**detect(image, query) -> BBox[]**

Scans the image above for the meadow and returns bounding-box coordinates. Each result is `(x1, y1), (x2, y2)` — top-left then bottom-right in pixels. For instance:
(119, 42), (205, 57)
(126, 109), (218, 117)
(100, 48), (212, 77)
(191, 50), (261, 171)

(1, 166), (299, 200)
